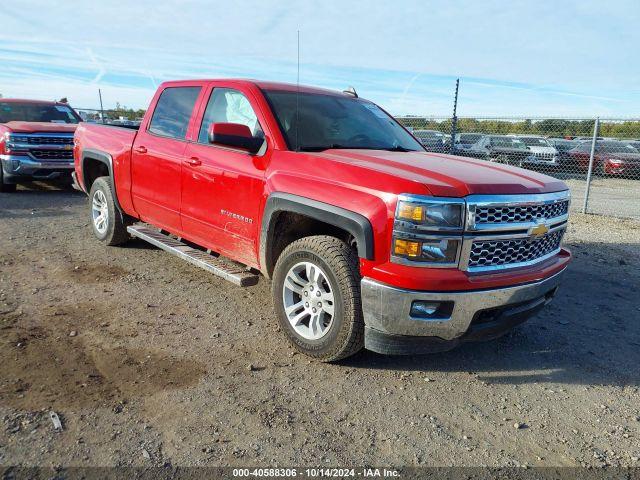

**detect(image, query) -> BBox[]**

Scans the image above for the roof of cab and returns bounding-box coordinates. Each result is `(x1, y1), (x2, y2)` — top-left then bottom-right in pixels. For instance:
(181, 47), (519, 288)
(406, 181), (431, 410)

(158, 79), (351, 97)
(0, 98), (65, 105)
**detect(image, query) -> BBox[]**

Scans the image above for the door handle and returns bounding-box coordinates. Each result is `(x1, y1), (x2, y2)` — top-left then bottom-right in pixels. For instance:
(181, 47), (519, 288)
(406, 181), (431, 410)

(134, 146), (147, 154)
(185, 157), (202, 167)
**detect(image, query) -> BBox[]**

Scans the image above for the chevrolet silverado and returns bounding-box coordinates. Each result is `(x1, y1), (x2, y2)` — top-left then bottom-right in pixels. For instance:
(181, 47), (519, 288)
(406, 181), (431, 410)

(0, 98), (81, 192)
(73, 79), (571, 361)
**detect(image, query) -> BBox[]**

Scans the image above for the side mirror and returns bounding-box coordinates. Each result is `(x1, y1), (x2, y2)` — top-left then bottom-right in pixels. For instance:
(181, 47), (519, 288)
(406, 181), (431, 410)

(208, 122), (263, 154)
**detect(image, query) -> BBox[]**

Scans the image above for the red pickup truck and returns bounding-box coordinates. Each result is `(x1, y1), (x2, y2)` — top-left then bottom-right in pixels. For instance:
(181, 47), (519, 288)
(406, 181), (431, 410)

(73, 79), (571, 361)
(0, 98), (81, 192)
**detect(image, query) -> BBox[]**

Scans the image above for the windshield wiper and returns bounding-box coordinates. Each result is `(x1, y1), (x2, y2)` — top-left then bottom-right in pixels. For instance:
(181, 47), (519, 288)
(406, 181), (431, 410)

(298, 144), (418, 153)
(377, 146), (416, 152)
(298, 144), (352, 152)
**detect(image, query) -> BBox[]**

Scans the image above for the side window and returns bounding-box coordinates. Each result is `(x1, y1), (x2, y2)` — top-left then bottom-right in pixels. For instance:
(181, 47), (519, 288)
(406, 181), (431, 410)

(148, 87), (201, 139)
(198, 88), (263, 144)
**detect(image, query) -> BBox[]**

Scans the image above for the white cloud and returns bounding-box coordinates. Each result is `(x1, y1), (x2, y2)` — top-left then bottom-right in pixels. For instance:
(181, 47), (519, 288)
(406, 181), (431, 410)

(0, 0), (638, 116)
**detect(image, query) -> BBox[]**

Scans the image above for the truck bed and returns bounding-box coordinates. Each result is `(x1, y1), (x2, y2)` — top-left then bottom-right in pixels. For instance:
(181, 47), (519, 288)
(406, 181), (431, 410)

(74, 122), (138, 193)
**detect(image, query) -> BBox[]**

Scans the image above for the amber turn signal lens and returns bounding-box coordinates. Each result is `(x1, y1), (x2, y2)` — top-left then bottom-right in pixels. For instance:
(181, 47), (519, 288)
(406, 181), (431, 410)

(397, 204), (424, 221)
(394, 239), (420, 257)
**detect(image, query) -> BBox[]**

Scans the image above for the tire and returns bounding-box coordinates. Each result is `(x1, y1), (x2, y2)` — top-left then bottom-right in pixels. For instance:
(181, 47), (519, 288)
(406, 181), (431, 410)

(272, 235), (364, 362)
(88, 176), (130, 246)
(0, 166), (17, 193)
(599, 161), (609, 177)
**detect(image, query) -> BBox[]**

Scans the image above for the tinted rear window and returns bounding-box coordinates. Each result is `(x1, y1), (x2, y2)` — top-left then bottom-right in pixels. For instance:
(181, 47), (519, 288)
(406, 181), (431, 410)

(148, 87), (201, 139)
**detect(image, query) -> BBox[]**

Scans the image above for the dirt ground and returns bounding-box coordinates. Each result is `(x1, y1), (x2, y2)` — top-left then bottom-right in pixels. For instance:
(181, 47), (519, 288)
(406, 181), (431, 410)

(1, 183), (639, 469)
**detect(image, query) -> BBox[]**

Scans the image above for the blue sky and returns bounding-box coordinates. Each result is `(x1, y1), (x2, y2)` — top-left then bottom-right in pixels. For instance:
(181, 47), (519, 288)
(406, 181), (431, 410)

(0, 0), (638, 117)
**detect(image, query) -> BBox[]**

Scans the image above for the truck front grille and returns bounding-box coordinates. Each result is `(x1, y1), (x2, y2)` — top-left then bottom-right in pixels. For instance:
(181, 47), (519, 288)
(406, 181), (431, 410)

(30, 149), (73, 160)
(532, 152), (556, 162)
(467, 228), (565, 270)
(475, 200), (569, 225)
(9, 134), (73, 145)
(461, 191), (570, 272)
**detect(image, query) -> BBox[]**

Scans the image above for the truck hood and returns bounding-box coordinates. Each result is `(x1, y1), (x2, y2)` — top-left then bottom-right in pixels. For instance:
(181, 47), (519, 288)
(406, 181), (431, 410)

(317, 149), (568, 196)
(1, 121), (78, 133)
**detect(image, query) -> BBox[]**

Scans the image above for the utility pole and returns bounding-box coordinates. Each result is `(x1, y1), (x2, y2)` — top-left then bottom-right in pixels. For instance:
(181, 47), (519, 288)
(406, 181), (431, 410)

(449, 78), (459, 154)
(98, 89), (105, 124)
(582, 117), (600, 214)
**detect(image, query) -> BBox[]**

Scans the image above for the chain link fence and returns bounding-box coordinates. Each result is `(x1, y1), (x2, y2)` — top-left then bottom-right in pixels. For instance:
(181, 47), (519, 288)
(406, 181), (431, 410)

(75, 107), (143, 127)
(72, 105), (640, 221)
(396, 116), (640, 221)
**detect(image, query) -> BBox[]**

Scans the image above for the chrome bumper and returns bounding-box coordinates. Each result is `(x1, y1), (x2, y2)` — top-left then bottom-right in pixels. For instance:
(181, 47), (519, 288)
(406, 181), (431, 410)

(361, 269), (565, 341)
(0, 154), (74, 176)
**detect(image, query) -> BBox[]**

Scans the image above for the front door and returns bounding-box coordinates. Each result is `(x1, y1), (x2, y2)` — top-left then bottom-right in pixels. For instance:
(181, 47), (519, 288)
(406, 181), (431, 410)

(181, 86), (267, 267)
(131, 85), (201, 232)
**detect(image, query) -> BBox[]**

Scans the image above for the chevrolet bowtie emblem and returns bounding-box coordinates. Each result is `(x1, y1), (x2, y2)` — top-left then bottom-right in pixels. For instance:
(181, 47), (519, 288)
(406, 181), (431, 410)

(529, 223), (549, 239)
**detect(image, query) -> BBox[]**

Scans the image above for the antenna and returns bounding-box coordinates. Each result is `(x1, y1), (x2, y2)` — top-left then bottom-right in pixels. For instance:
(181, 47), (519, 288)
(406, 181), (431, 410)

(343, 86), (358, 98)
(295, 30), (300, 152)
(449, 78), (459, 154)
(98, 88), (105, 124)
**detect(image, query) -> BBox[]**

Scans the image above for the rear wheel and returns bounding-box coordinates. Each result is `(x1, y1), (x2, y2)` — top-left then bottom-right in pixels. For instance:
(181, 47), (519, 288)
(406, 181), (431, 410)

(89, 176), (130, 245)
(599, 161), (609, 177)
(272, 235), (364, 362)
(0, 166), (17, 193)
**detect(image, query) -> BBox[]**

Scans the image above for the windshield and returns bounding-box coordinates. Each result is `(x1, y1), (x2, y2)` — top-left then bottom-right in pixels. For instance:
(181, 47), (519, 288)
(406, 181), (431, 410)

(490, 136), (528, 150)
(550, 139), (575, 149)
(263, 90), (423, 152)
(598, 141), (639, 153)
(414, 130), (443, 140)
(458, 133), (482, 144)
(0, 102), (81, 124)
(520, 137), (551, 147)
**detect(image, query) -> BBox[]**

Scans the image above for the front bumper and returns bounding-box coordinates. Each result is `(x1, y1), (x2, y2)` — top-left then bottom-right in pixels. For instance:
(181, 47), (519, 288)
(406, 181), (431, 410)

(523, 157), (558, 166)
(0, 154), (74, 181)
(361, 269), (565, 355)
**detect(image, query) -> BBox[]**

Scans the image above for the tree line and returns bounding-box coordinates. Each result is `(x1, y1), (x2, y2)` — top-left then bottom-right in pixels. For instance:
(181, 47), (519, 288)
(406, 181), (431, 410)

(396, 117), (640, 139)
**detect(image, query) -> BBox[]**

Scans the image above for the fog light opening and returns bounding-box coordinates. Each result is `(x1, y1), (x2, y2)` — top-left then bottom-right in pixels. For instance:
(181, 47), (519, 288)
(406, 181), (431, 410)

(410, 300), (454, 320)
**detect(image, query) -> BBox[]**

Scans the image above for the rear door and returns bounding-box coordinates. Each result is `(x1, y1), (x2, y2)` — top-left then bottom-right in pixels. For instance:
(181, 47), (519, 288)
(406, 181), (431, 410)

(180, 84), (268, 267)
(131, 84), (202, 232)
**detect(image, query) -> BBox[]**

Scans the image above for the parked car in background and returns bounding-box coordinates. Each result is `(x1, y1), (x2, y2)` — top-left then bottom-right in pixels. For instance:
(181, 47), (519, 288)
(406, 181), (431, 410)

(625, 140), (640, 151)
(452, 133), (484, 154)
(466, 135), (533, 166)
(548, 138), (579, 168)
(568, 140), (640, 176)
(73, 79), (571, 361)
(0, 98), (81, 192)
(514, 136), (558, 168)
(412, 129), (446, 153)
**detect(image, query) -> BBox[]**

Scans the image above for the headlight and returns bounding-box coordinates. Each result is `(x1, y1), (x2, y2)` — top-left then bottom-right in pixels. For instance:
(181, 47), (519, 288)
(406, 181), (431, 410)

(396, 198), (464, 231)
(392, 237), (460, 265)
(392, 195), (465, 267)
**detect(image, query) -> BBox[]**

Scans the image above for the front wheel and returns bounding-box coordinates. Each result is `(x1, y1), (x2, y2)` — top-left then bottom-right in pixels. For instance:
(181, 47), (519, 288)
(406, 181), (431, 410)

(89, 176), (130, 245)
(272, 235), (364, 362)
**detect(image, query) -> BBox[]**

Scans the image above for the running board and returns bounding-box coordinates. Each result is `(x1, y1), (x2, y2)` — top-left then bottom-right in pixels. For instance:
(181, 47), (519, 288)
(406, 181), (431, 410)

(127, 225), (259, 287)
